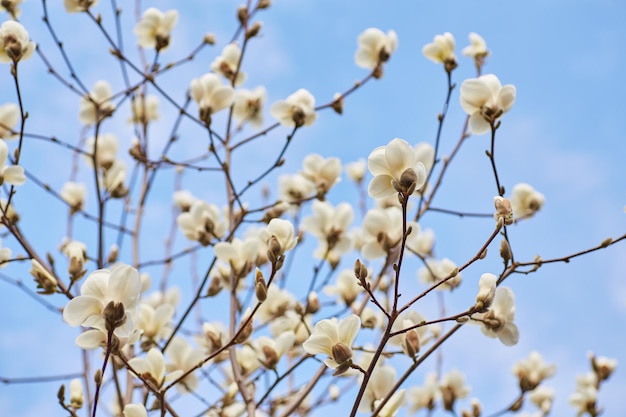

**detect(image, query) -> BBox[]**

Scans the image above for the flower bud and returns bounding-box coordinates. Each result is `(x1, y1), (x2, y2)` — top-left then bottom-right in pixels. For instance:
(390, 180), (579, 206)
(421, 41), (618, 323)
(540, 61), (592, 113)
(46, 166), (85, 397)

(475, 273), (497, 311)
(246, 21), (262, 39)
(254, 268), (267, 302)
(499, 239), (511, 264)
(404, 329), (421, 357)
(69, 379), (84, 409)
(331, 342), (352, 366)
(306, 291), (320, 314)
(494, 196), (514, 225)
(206, 276), (223, 297)
(103, 301), (126, 331)
(331, 93), (343, 115)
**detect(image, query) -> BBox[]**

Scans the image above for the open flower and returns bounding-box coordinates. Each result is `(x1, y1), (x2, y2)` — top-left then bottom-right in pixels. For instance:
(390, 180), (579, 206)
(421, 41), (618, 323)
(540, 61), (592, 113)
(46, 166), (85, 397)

(408, 373), (440, 413)
(300, 154), (342, 196)
(302, 201), (354, 263)
(259, 218), (298, 260)
(190, 73), (235, 125)
(355, 28), (398, 71)
(79, 81), (115, 125)
(129, 94), (159, 124)
(85, 133), (119, 169)
(177, 200), (227, 245)
(367, 138), (427, 198)
(134, 8), (178, 52)
(211, 43), (246, 86)
(462, 32), (489, 59)
(60, 182), (87, 212)
(440, 369), (471, 411)
(422, 32), (457, 71)
(1, 0), (24, 19)
(123, 404), (147, 417)
(270, 88), (316, 128)
(0, 21), (35, 63)
(303, 314), (361, 374)
(0, 140), (25, 185)
(64, 0), (99, 13)
(511, 183), (544, 218)
(254, 331), (295, 369)
(233, 86), (266, 128)
(512, 351), (556, 392)
(0, 103), (18, 139)
(128, 347), (182, 388)
(471, 286), (519, 346)
(418, 257), (461, 291)
(460, 74), (516, 134)
(323, 269), (362, 306)
(359, 365), (397, 411)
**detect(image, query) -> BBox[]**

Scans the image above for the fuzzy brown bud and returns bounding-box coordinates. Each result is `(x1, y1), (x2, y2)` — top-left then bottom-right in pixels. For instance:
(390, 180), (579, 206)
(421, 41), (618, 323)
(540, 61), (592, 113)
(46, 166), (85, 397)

(499, 239), (511, 264)
(254, 268), (267, 302)
(404, 329), (421, 357)
(331, 342), (352, 366)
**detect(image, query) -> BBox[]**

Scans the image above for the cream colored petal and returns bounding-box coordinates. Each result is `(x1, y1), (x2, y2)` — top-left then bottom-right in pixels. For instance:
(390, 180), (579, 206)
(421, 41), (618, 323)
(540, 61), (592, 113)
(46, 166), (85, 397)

(338, 314), (361, 346)
(302, 333), (333, 356)
(468, 113), (490, 135)
(498, 85), (516, 113)
(368, 175), (395, 199)
(460, 78), (491, 113)
(63, 295), (103, 326)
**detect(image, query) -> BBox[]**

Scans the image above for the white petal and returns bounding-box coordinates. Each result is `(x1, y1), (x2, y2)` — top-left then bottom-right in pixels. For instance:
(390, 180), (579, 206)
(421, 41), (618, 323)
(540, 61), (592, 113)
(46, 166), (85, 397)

(338, 314), (361, 346)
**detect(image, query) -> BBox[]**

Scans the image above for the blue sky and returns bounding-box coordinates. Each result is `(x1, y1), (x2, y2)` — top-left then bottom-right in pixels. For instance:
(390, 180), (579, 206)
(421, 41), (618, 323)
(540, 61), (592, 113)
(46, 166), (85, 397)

(0, 1), (625, 416)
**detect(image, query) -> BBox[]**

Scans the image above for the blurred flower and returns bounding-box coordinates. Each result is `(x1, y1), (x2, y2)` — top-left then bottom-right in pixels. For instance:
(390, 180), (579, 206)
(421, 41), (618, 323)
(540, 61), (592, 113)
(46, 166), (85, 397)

(79, 81), (115, 125)
(589, 351), (617, 381)
(475, 273), (497, 311)
(460, 74), (516, 134)
(406, 227), (435, 257)
(128, 347), (182, 388)
(408, 372), (440, 413)
(103, 160), (127, 198)
(30, 259), (56, 294)
(1, 0), (23, 19)
(62, 240), (87, 278)
(361, 206), (416, 260)
(278, 173), (315, 206)
(0, 21), (35, 63)
(254, 331), (295, 369)
(129, 94), (159, 124)
(137, 303), (174, 346)
(510, 183), (544, 218)
(270, 88), (316, 128)
(165, 337), (203, 393)
(0, 103), (18, 139)
(69, 378), (84, 409)
(323, 269), (362, 306)
(345, 159), (366, 183)
(462, 32), (489, 58)
(213, 237), (258, 278)
(440, 369), (470, 411)
(355, 28), (398, 70)
(60, 182), (87, 212)
(513, 351), (556, 392)
(177, 200), (227, 245)
(64, 0), (99, 13)
(190, 73), (235, 125)
(255, 285), (295, 322)
(233, 86), (266, 128)
(367, 138), (427, 198)
(529, 385), (554, 414)
(303, 314), (361, 373)
(134, 8), (178, 51)
(0, 237), (11, 268)
(85, 133), (119, 169)
(0, 140), (24, 186)
(123, 404), (147, 417)
(172, 190), (196, 212)
(375, 389), (405, 417)
(300, 153), (342, 196)
(211, 43), (246, 86)
(359, 365), (397, 411)
(418, 257), (461, 291)
(302, 201), (354, 263)
(422, 32), (457, 72)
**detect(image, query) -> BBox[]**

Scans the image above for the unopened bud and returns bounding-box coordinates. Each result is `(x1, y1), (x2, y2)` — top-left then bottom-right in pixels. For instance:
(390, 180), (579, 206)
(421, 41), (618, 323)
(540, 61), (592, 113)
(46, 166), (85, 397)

(254, 268), (267, 302)
(404, 329), (421, 357)
(257, 0), (271, 9)
(203, 33), (216, 45)
(331, 342), (352, 365)
(267, 236), (282, 263)
(206, 276), (223, 296)
(246, 21), (262, 39)
(399, 168), (418, 195)
(494, 196), (514, 225)
(499, 239), (511, 264)
(237, 5), (248, 24)
(329, 384), (340, 401)
(234, 313), (253, 344)
(331, 93), (343, 115)
(107, 244), (119, 264)
(306, 291), (320, 314)
(103, 301), (125, 331)
(94, 369), (102, 386)
(508, 396), (523, 412)
(262, 345), (278, 369)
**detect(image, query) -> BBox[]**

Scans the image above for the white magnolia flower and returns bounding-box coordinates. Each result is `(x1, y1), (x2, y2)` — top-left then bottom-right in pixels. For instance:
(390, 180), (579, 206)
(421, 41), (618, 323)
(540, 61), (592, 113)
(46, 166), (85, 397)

(278, 173), (315, 205)
(213, 238), (258, 277)
(422, 32), (456, 69)
(134, 8), (178, 51)
(361, 206), (416, 260)
(69, 378), (84, 409)
(355, 28), (398, 70)
(475, 273), (497, 310)
(165, 337), (203, 393)
(144, 287), (181, 310)
(301, 153), (342, 196)
(460, 74), (516, 134)
(569, 383), (598, 416)
(79, 81), (115, 125)
(375, 389), (405, 417)
(512, 351), (556, 392)
(177, 200), (227, 245)
(529, 385), (555, 414)
(269, 310), (311, 344)
(128, 347), (182, 388)
(0, 140), (24, 185)
(418, 257), (461, 291)
(29, 259), (57, 294)
(63, 264), (142, 335)
(103, 160), (127, 197)
(255, 285), (295, 323)
(0, 21), (35, 63)
(589, 352), (618, 381)
(471, 286), (519, 346)
(270, 88), (316, 128)
(406, 227), (435, 257)
(254, 331), (295, 369)
(359, 365), (397, 411)
(211, 43), (246, 86)
(190, 73), (235, 124)
(198, 321), (229, 360)
(367, 138), (427, 198)
(510, 183), (545, 218)
(123, 403), (147, 417)
(408, 372), (440, 412)
(414, 142), (435, 194)
(259, 218), (298, 258)
(345, 159), (366, 183)
(85, 133), (119, 169)
(323, 268), (363, 306)
(64, 0), (99, 13)
(0, 103), (18, 139)
(0, 237), (11, 268)
(137, 303), (174, 345)
(172, 190), (196, 211)
(302, 314), (361, 372)
(62, 240), (87, 277)
(60, 182), (87, 212)
(233, 86), (266, 128)
(302, 200), (353, 261)
(462, 32), (489, 58)
(129, 94), (159, 124)
(1, 0), (24, 19)
(440, 369), (471, 411)
(389, 310), (438, 357)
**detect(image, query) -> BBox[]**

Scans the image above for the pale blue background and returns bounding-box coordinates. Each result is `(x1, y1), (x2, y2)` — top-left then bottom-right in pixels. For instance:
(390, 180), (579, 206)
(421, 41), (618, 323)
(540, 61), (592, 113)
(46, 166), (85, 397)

(0, 1), (624, 416)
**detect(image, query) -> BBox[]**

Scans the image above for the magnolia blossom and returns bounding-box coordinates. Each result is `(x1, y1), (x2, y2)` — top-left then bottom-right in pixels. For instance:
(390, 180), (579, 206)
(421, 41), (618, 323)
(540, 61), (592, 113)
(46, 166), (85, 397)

(128, 347), (182, 388)
(408, 372), (440, 412)
(0, 21), (35, 63)
(0, 238), (11, 268)
(190, 73), (235, 124)
(359, 365), (397, 411)
(134, 8), (178, 51)
(361, 206), (417, 260)
(85, 133), (119, 169)
(510, 183), (545, 218)
(129, 94), (159, 123)
(255, 285), (295, 323)
(460, 74), (516, 134)
(62, 240), (87, 277)
(137, 303), (174, 346)
(569, 381), (598, 416)
(79, 81), (115, 125)
(0, 0), (23, 18)
(474, 273), (497, 310)
(198, 321), (229, 361)
(422, 32), (457, 70)
(529, 385), (555, 414)
(210, 43), (246, 86)
(165, 337), (203, 393)
(278, 173), (315, 205)
(354, 28), (398, 70)
(418, 257), (461, 291)
(69, 378), (84, 409)
(259, 218), (298, 259)
(367, 138), (427, 198)
(302, 314), (361, 372)
(414, 142), (435, 194)
(213, 238), (258, 277)
(177, 200), (227, 245)
(471, 286), (519, 346)
(123, 404), (147, 417)
(64, 0), (99, 13)
(512, 351), (556, 392)
(589, 352), (618, 381)
(440, 369), (471, 411)
(269, 310), (311, 344)
(462, 32), (489, 58)
(323, 268), (363, 306)
(406, 227), (435, 257)
(233, 86), (266, 128)
(389, 310), (432, 357)
(63, 264), (142, 336)
(302, 200), (353, 261)
(144, 286), (181, 310)
(345, 159), (366, 183)
(172, 190), (196, 211)
(0, 140), (25, 185)
(30, 259), (57, 294)
(60, 182), (87, 212)
(300, 153), (342, 196)
(103, 160), (127, 197)
(0, 103), (18, 139)
(375, 389), (405, 417)
(270, 88), (316, 128)
(254, 331), (295, 369)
